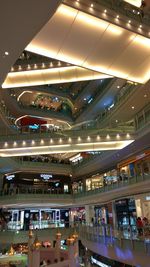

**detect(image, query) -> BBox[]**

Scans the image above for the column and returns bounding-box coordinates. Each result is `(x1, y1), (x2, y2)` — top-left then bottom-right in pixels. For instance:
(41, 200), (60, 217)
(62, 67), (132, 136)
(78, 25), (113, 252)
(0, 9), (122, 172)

(85, 205), (95, 225)
(0, 174), (4, 191)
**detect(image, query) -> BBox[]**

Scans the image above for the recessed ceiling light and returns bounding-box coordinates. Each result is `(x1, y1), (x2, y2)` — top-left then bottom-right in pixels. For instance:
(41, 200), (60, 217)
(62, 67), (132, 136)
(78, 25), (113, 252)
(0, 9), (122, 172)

(104, 9), (107, 13)
(116, 15), (119, 19)
(128, 20), (131, 24)
(132, 106), (135, 109)
(117, 86), (120, 88)
(5, 51), (9, 56)
(91, 4), (93, 8)
(115, 119), (118, 123)
(144, 94), (147, 98)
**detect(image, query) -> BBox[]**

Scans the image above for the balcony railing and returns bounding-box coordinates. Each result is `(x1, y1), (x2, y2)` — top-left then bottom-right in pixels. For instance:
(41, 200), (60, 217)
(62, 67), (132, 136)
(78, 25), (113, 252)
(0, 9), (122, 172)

(74, 173), (150, 198)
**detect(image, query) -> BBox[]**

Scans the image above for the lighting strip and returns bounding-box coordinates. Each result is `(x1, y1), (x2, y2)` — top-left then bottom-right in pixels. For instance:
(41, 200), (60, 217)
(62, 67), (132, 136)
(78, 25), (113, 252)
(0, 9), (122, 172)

(2, 66), (111, 89)
(0, 140), (134, 157)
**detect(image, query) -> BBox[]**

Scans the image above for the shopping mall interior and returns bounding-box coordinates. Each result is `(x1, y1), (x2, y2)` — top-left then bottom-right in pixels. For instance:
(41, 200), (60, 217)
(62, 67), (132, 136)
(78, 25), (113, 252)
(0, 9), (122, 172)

(0, 0), (150, 266)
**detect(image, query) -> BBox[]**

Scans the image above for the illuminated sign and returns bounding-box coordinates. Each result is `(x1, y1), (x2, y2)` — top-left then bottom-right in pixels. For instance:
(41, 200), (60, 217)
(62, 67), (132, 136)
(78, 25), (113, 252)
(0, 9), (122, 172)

(91, 256), (111, 267)
(40, 174), (53, 180)
(6, 174), (15, 181)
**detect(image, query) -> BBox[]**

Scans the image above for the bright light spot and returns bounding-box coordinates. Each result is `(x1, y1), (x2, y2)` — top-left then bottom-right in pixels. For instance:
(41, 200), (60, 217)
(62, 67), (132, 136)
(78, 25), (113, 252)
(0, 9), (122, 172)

(106, 134), (110, 140)
(5, 51), (9, 56)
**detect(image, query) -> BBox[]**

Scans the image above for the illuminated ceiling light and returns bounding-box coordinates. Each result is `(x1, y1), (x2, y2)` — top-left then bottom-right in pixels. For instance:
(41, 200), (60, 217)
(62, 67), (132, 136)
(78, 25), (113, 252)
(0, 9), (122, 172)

(96, 135), (100, 141)
(5, 51), (9, 56)
(90, 3), (94, 8)
(116, 134), (120, 139)
(22, 141), (26, 146)
(31, 140), (35, 145)
(115, 119), (118, 123)
(131, 106), (135, 110)
(128, 20), (131, 24)
(106, 134), (110, 140)
(126, 133), (130, 138)
(116, 15), (119, 19)
(50, 138), (53, 144)
(40, 139), (44, 145)
(87, 136), (91, 141)
(144, 94), (147, 98)
(104, 9), (107, 13)
(13, 141), (17, 147)
(68, 137), (72, 143)
(139, 25), (142, 28)
(78, 137), (81, 142)
(4, 142), (8, 148)
(117, 86), (120, 88)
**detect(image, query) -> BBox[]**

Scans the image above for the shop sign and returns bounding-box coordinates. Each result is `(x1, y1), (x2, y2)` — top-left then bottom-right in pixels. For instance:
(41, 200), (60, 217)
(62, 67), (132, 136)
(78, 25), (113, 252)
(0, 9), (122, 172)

(91, 256), (111, 267)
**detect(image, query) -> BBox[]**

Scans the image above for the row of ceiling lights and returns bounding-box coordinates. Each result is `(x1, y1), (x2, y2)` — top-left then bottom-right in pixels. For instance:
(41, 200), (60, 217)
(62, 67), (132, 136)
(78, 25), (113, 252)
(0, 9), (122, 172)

(75, 1), (149, 34)
(10, 61), (70, 72)
(3, 133), (131, 147)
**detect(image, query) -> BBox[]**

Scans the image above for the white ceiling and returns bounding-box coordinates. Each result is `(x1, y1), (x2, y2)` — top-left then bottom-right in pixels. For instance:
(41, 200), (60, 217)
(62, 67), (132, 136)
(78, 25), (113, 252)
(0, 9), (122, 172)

(25, 4), (150, 84)
(0, 0), (61, 86)
(2, 66), (111, 88)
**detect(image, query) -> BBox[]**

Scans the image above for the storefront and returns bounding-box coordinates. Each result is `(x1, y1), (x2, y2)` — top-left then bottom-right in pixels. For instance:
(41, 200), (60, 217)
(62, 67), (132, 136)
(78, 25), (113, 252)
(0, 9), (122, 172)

(69, 207), (85, 225)
(118, 150), (150, 179)
(3, 172), (71, 194)
(135, 193), (150, 222)
(86, 174), (103, 191)
(115, 198), (137, 228)
(5, 208), (70, 230)
(94, 203), (113, 225)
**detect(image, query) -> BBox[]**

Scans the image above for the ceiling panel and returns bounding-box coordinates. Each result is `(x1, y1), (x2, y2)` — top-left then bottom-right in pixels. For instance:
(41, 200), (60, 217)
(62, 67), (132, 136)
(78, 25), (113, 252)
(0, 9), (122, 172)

(2, 66), (110, 89)
(25, 4), (150, 84)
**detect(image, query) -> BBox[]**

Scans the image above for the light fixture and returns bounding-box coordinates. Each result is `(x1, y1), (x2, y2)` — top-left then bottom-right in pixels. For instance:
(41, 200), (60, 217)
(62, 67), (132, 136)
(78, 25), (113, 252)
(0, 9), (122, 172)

(34, 64), (37, 69)
(144, 94), (147, 98)
(68, 137), (72, 142)
(104, 9), (107, 13)
(117, 86), (120, 88)
(90, 3), (93, 8)
(5, 51), (9, 56)
(40, 139), (44, 145)
(126, 133), (130, 138)
(116, 15), (119, 19)
(96, 135), (100, 141)
(116, 134), (120, 139)
(32, 140), (35, 145)
(139, 25), (142, 28)
(50, 138), (53, 144)
(42, 63), (45, 68)
(4, 142), (8, 148)
(13, 141), (17, 147)
(128, 20), (131, 24)
(87, 136), (91, 141)
(11, 67), (14, 71)
(78, 137), (81, 142)
(106, 134), (110, 140)
(27, 64), (31, 70)
(22, 141), (26, 146)
(115, 119), (118, 123)
(131, 106), (135, 110)
(59, 138), (62, 143)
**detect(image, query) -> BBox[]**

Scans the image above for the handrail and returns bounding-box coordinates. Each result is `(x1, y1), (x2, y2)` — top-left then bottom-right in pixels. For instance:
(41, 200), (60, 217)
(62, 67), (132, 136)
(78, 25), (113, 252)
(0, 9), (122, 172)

(74, 173), (150, 196)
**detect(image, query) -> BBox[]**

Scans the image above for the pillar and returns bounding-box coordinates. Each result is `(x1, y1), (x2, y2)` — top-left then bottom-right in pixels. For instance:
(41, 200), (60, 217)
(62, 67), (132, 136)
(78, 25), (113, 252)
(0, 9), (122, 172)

(55, 231), (61, 261)
(85, 205), (95, 225)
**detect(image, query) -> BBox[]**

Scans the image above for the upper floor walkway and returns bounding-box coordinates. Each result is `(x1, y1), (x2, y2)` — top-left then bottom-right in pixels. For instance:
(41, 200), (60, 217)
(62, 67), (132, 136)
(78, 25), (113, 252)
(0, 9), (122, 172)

(0, 173), (150, 208)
